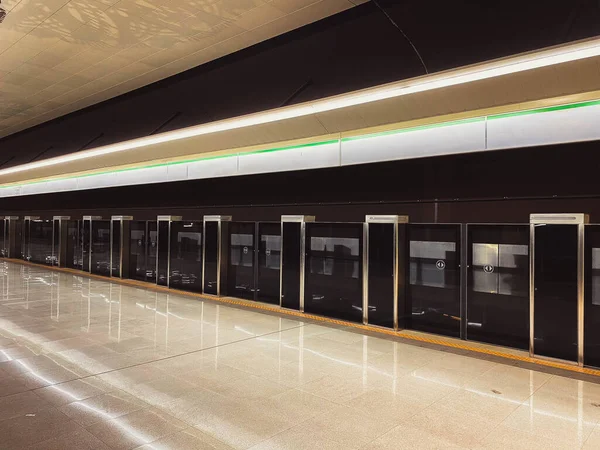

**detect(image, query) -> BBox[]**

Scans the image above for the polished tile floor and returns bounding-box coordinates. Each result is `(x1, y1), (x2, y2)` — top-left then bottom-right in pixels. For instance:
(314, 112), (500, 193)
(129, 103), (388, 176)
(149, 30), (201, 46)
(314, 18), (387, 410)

(1, 262), (600, 449)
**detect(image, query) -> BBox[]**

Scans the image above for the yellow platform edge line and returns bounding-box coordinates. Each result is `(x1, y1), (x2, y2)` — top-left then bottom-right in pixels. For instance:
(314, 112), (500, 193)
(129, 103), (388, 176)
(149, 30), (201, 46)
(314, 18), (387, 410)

(8, 258), (600, 378)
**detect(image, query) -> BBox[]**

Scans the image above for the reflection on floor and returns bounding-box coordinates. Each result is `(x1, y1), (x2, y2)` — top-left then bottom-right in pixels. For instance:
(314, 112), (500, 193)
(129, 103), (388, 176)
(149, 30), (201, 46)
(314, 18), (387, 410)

(0, 262), (599, 449)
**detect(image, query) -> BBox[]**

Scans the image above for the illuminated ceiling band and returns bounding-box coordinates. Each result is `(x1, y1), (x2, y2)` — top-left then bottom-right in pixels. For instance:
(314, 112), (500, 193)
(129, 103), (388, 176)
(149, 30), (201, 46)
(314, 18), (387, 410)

(1, 37), (600, 178)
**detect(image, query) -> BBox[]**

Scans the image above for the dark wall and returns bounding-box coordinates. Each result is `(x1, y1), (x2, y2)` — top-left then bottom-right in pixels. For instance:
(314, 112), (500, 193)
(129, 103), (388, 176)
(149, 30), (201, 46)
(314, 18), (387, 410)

(3, 140), (600, 224)
(1, 0), (600, 168)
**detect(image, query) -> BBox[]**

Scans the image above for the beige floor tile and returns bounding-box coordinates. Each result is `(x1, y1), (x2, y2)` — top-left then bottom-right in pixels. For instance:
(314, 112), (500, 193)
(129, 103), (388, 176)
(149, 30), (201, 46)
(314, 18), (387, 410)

(189, 398), (299, 449)
(34, 377), (113, 406)
(134, 426), (234, 450)
(249, 427), (348, 450)
(0, 390), (53, 421)
(475, 424), (580, 450)
(254, 388), (339, 423)
(362, 422), (469, 450)
(298, 373), (374, 403)
(86, 408), (187, 450)
(502, 402), (595, 447)
(583, 425), (600, 449)
(344, 388), (434, 424)
(122, 375), (198, 405)
(59, 391), (147, 427)
(209, 374), (292, 400)
(0, 408), (82, 449)
(0, 262), (599, 450)
(405, 403), (500, 448)
(435, 388), (522, 422)
(25, 427), (111, 450)
(0, 374), (30, 397)
(293, 405), (398, 449)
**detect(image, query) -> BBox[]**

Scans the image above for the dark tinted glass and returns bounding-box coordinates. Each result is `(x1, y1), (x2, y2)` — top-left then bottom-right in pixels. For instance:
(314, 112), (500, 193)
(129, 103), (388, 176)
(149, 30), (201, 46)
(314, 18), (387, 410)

(29, 220), (53, 265)
(129, 221), (148, 281)
(467, 225), (529, 349)
(257, 223), (281, 305)
(91, 221), (111, 276)
(66, 220), (79, 269)
(585, 225), (600, 367)
(534, 224), (578, 361)
(228, 222), (255, 300)
(12, 220), (22, 258)
(52, 220), (60, 266)
(204, 221), (219, 295)
(82, 220), (91, 272)
(368, 223), (395, 328)
(408, 224), (461, 337)
(157, 221), (169, 286)
(21, 220), (28, 260)
(170, 222), (203, 293)
(304, 223), (363, 323)
(0, 220), (5, 257)
(111, 221), (121, 277)
(147, 221), (157, 282)
(281, 222), (301, 310)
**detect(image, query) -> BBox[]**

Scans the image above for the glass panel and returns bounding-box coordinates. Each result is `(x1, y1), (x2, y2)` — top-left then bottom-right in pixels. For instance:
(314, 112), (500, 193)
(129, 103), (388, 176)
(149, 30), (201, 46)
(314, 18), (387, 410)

(204, 221), (219, 295)
(147, 221), (157, 283)
(257, 222), (281, 305)
(111, 221), (121, 277)
(0, 220), (5, 257)
(52, 219), (60, 266)
(534, 224), (578, 362)
(169, 221), (203, 293)
(91, 221), (110, 276)
(157, 221), (169, 286)
(82, 220), (91, 272)
(281, 222), (301, 310)
(21, 220), (28, 260)
(12, 220), (22, 259)
(368, 223), (395, 328)
(408, 224), (461, 337)
(29, 220), (53, 265)
(304, 223), (363, 323)
(228, 222), (255, 300)
(129, 221), (148, 281)
(66, 220), (79, 269)
(467, 225), (529, 349)
(584, 226), (600, 367)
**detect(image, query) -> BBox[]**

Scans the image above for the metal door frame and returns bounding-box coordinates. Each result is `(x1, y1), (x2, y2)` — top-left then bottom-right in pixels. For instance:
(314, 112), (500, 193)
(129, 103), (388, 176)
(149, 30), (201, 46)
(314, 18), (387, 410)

(280, 216), (315, 311)
(255, 221), (280, 304)
(23, 216), (39, 261)
(110, 216), (133, 278)
(364, 215), (409, 330)
(156, 216), (182, 288)
(202, 215), (231, 296)
(83, 216), (102, 273)
(530, 213), (588, 366)
(53, 216), (70, 267)
(4, 216), (19, 258)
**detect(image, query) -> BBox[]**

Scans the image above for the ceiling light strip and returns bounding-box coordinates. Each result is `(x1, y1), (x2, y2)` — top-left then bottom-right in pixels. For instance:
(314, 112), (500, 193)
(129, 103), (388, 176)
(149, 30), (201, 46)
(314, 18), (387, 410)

(1, 37), (600, 178)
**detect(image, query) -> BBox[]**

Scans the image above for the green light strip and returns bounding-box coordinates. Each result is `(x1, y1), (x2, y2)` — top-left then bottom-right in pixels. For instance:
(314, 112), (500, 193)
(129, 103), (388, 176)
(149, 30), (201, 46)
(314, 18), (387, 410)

(341, 117), (485, 142)
(0, 139), (340, 189)
(1, 98), (599, 192)
(487, 98), (600, 120)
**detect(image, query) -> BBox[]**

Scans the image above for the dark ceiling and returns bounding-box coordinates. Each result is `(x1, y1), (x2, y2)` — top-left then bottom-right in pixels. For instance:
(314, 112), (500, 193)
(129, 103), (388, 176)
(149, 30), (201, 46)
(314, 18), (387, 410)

(0, 0), (599, 168)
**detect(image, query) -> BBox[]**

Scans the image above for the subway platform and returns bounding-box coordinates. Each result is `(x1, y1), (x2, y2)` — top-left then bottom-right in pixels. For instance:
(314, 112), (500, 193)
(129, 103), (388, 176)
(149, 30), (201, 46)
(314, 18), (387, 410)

(0, 261), (599, 450)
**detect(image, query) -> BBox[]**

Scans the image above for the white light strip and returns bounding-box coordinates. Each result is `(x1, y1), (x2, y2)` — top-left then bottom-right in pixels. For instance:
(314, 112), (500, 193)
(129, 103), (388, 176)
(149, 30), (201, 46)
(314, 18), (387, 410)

(2, 37), (600, 178)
